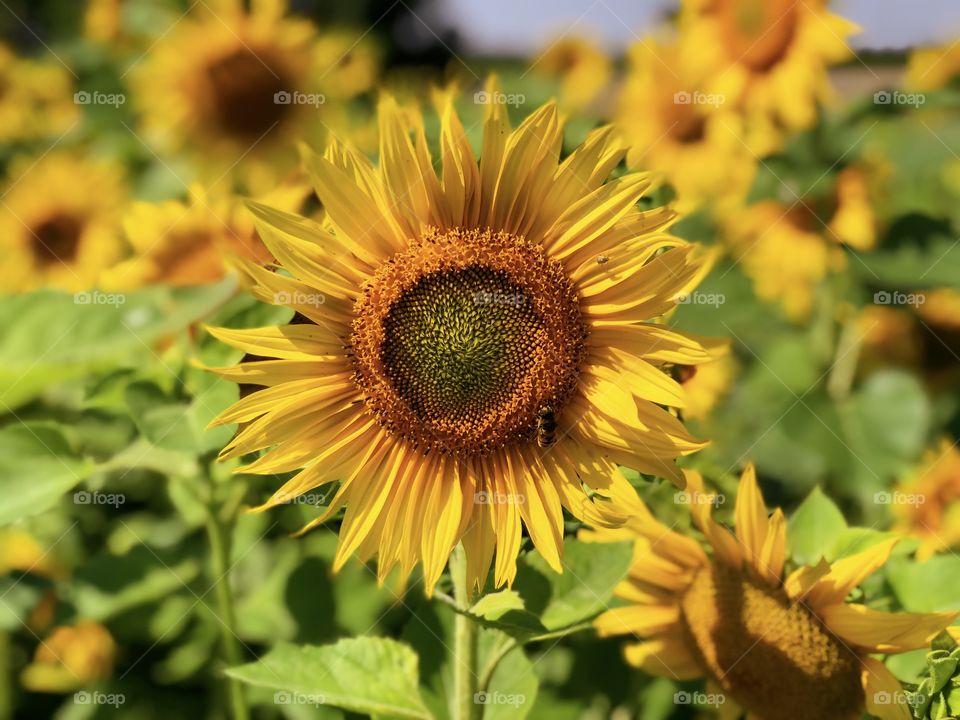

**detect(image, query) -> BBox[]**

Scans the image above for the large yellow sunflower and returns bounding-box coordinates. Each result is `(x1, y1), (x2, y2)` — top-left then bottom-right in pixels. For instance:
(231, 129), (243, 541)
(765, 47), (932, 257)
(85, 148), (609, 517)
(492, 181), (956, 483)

(616, 40), (756, 214)
(131, 0), (364, 190)
(593, 466), (958, 720)
(681, 0), (858, 156)
(0, 152), (127, 293)
(205, 87), (715, 594)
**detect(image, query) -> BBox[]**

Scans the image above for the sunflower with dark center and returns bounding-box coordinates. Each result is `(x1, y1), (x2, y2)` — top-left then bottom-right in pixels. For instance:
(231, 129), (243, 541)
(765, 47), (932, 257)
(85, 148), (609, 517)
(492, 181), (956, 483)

(206, 85), (717, 593)
(592, 465), (958, 720)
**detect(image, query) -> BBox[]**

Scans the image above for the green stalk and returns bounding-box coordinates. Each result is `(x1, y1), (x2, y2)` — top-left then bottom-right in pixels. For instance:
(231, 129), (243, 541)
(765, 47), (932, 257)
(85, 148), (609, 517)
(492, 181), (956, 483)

(450, 545), (478, 720)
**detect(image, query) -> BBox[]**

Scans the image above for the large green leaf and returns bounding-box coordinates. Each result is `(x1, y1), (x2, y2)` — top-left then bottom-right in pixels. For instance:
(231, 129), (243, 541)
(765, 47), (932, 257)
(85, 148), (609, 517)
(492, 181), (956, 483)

(226, 637), (433, 719)
(787, 487), (847, 566)
(0, 423), (95, 525)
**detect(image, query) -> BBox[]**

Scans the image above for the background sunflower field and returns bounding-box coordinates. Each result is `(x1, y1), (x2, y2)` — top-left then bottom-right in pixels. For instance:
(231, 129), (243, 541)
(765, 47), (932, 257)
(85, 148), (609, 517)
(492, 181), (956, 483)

(2, 1), (960, 719)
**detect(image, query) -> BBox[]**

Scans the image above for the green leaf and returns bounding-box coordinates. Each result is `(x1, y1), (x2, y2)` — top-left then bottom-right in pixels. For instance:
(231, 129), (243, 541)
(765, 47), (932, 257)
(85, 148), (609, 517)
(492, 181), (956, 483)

(788, 487), (848, 566)
(226, 637), (433, 719)
(887, 555), (960, 613)
(0, 423), (95, 525)
(478, 633), (537, 720)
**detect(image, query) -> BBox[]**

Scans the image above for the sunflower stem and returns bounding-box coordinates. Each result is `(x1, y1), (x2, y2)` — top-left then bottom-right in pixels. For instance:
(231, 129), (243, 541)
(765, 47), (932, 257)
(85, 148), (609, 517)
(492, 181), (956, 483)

(450, 545), (478, 720)
(203, 471), (249, 720)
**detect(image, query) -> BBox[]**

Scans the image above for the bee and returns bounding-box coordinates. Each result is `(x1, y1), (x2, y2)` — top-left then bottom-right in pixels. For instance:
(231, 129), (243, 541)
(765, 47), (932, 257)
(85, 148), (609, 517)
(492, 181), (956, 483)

(536, 406), (557, 448)
(596, 254), (610, 264)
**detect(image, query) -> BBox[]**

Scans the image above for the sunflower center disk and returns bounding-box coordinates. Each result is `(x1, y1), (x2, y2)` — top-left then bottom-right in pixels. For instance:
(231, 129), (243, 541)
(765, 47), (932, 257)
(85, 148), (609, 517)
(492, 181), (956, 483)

(679, 564), (863, 720)
(351, 228), (586, 456)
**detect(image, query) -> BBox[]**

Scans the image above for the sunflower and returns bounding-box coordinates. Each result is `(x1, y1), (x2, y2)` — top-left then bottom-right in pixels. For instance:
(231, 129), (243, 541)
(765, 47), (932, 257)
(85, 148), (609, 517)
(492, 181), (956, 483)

(725, 167), (876, 320)
(131, 0), (356, 190)
(891, 438), (960, 561)
(616, 40), (756, 213)
(592, 466), (958, 720)
(534, 37), (612, 112)
(101, 183), (307, 289)
(0, 152), (127, 293)
(680, 0), (858, 156)
(0, 44), (78, 143)
(205, 86), (715, 594)
(907, 42), (960, 91)
(673, 337), (735, 421)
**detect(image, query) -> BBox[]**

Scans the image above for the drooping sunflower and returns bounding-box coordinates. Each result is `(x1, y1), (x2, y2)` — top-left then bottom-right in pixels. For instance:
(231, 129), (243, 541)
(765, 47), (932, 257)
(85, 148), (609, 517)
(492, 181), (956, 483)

(891, 438), (960, 561)
(131, 0), (362, 189)
(0, 152), (127, 293)
(680, 0), (858, 156)
(616, 40), (756, 214)
(205, 87), (715, 593)
(101, 183), (307, 289)
(0, 44), (78, 143)
(592, 466), (958, 720)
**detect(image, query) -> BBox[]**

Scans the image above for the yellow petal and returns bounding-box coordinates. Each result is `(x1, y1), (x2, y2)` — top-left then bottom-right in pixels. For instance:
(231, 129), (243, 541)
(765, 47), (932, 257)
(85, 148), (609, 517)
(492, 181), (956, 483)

(820, 604), (958, 653)
(804, 538), (899, 611)
(861, 656), (913, 720)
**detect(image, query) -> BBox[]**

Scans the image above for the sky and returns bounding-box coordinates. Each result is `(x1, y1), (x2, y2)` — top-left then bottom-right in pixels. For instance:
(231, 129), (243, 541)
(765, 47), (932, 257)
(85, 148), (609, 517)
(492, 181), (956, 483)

(431, 0), (960, 55)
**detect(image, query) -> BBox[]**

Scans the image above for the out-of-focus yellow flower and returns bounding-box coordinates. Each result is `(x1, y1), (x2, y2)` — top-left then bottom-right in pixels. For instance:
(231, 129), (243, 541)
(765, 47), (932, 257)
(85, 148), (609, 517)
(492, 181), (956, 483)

(918, 288), (960, 332)
(313, 30), (380, 100)
(102, 183), (307, 290)
(674, 338), (735, 421)
(0, 44), (78, 143)
(829, 167), (877, 251)
(616, 40), (756, 213)
(21, 622), (116, 693)
(893, 438), (960, 561)
(907, 42), (960, 91)
(0, 529), (62, 578)
(681, 0), (858, 156)
(857, 305), (922, 376)
(591, 466), (958, 720)
(84, 0), (122, 43)
(0, 152), (127, 293)
(131, 0), (357, 191)
(534, 37), (612, 112)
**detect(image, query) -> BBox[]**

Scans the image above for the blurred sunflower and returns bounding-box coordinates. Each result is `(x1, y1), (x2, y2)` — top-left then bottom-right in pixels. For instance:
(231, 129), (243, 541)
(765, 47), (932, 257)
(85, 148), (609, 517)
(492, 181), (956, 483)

(534, 37), (612, 112)
(681, 0), (858, 155)
(0, 44), (78, 143)
(673, 338), (735, 421)
(131, 0), (343, 189)
(102, 183), (307, 289)
(0, 152), (127, 293)
(907, 42), (960, 90)
(892, 438), (960, 561)
(592, 466), (958, 720)
(21, 622), (116, 693)
(313, 29), (380, 100)
(206, 85), (715, 593)
(84, 0), (122, 44)
(616, 40), (756, 213)
(725, 167), (876, 320)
